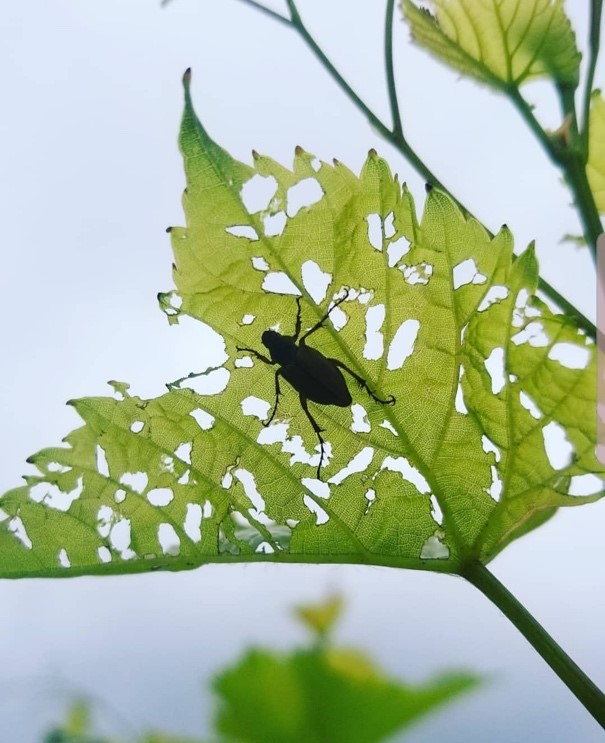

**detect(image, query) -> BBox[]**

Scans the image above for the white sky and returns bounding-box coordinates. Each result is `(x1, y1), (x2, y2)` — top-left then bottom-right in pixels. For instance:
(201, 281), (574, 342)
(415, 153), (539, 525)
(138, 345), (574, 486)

(1, 1), (604, 741)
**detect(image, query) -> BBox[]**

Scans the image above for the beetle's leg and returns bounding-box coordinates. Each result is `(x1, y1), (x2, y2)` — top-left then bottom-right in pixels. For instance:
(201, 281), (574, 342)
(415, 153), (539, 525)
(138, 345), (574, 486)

(300, 395), (327, 479)
(292, 296), (303, 342)
(236, 346), (274, 366)
(330, 359), (396, 405)
(265, 368), (284, 427)
(300, 288), (351, 345)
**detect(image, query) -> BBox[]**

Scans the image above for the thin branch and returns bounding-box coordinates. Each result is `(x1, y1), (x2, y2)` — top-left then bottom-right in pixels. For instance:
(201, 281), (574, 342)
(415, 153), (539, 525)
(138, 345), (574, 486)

(385, 0), (403, 138)
(582, 0), (603, 150)
(235, 0), (597, 339)
(233, 0), (291, 26)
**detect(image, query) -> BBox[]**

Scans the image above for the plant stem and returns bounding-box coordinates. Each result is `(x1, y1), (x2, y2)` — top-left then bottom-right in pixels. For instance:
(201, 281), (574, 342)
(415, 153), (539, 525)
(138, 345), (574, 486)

(582, 0), (603, 148)
(462, 561), (605, 728)
(233, 0), (597, 339)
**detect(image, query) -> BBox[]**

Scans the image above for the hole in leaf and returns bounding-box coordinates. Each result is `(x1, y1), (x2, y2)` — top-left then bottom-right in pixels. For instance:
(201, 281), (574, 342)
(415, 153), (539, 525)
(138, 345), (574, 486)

(351, 403), (371, 433)
(158, 523), (180, 556)
(252, 256), (270, 271)
(301, 260), (331, 303)
(160, 455), (175, 474)
(511, 322), (549, 347)
(302, 494), (329, 525)
(98, 546), (112, 563)
(420, 532), (449, 559)
(430, 495), (443, 525)
(519, 391), (543, 419)
(235, 469), (266, 515)
(175, 442), (192, 464)
(387, 236), (410, 267)
(182, 368), (230, 395)
(110, 518), (134, 558)
(30, 477), (83, 512)
(8, 517), (32, 549)
(384, 212), (396, 238)
(455, 367), (468, 414)
(262, 272), (300, 295)
(96, 446), (109, 477)
(453, 258), (487, 289)
(387, 319), (419, 370)
(478, 285), (509, 311)
(400, 262), (433, 285)
(548, 342), (590, 370)
(542, 421), (574, 470)
(58, 549), (70, 568)
(97, 506), (114, 538)
(487, 466), (502, 501)
(147, 488), (174, 507)
(484, 348), (505, 394)
(481, 435), (501, 462)
(382, 456), (430, 493)
(190, 409), (215, 431)
(364, 488), (376, 514)
(119, 472), (148, 494)
(366, 213), (382, 250)
(287, 178), (323, 217)
(241, 174), (278, 213)
(364, 304), (385, 360)
(380, 420), (398, 436)
(184, 503), (203, 542)
(130, 421), (144, 434)
(329, 447), (374, 485)
(263, 211), (287, 237)
(242, 396), (271, 420)
(240, 313), (256, 325)
(226, 225), (259, 240)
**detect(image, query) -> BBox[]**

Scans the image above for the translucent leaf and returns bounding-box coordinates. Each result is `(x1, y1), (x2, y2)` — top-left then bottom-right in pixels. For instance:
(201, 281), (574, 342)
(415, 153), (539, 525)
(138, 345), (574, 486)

(587, 90), (605, 213)
(402, 0), (580, 89)
(213, 647), (479, 743)
(1, 72), (602, 579)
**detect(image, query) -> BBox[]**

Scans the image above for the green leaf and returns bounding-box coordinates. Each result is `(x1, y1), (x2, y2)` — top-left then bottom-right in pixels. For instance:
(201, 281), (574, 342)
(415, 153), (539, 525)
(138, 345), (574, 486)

(402, 0), (581, 89)
(213, 647), (479, 743)
(1, 72), (602, 579)
(587, 90), (605, 213)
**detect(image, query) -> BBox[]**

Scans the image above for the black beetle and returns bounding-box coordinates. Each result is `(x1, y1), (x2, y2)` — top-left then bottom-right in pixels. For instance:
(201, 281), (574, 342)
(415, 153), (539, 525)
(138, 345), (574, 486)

(237, 290), (395, 478)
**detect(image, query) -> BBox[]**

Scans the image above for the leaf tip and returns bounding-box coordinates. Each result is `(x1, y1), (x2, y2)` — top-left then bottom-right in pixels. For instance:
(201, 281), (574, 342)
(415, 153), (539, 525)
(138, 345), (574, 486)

(166, 226), (173, 233)
(368, 148), (378, 158)
(295, 145), (305, 156)
(425, 182), (434, 193)
(183, 67), (192, 87)
(252, 149), (260, 160)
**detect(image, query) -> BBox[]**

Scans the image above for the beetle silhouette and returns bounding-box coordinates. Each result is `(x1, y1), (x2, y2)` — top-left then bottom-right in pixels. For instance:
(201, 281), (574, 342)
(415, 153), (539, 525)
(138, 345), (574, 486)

(237, 290), (395, 478)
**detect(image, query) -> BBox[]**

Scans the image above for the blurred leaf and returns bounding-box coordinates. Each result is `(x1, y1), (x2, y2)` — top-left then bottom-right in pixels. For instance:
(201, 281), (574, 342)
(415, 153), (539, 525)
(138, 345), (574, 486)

(402, 0), (580, 89)
(295, 594), (344, 639)
(587, 90), (605, 213)
(213, 647), (480, 743)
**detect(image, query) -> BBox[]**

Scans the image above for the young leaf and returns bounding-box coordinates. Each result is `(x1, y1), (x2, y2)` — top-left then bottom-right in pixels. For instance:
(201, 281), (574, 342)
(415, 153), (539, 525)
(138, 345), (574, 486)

(587, 90), (605, 213)
(402, 0), (581, 90)
(0, 72), (602, 579)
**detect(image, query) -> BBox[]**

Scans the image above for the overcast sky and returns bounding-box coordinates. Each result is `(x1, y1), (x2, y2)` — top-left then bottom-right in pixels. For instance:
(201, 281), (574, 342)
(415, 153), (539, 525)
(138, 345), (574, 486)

(1, 2), (604, 741)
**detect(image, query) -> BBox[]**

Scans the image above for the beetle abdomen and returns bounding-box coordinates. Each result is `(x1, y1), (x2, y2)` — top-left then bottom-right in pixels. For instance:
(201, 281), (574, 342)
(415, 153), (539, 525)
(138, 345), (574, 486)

(282, 345), (352, 406)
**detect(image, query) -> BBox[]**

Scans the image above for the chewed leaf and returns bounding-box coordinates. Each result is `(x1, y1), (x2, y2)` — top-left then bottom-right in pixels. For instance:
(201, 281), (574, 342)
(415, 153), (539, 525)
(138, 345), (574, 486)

(402, 0), (580, 89)
(0, 72), (602, 579)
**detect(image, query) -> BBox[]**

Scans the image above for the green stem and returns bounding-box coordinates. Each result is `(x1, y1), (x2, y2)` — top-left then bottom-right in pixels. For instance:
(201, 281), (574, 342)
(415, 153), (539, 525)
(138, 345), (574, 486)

(385, 0), (403, 138)
(582, 0), (603, 148)
(462, 561), (605, 728)
(233, 0), (597, 339)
